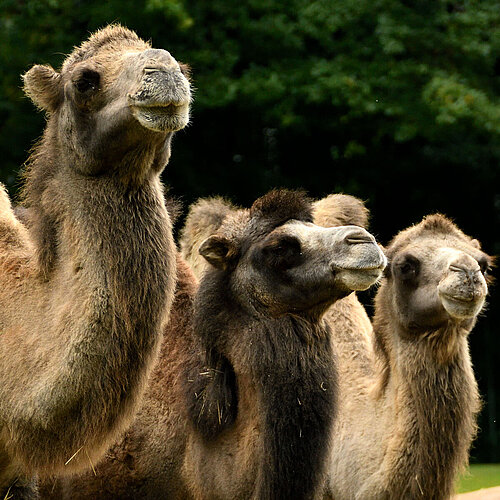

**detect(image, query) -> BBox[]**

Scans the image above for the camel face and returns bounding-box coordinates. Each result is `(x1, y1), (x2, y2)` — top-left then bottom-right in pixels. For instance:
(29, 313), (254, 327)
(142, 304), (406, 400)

(386, 215), (492, 330)
(199, 191), (386, 316)
(23, 28), (191, 176)
(125, 48), (191, 132)
(242, 221), (386, 314)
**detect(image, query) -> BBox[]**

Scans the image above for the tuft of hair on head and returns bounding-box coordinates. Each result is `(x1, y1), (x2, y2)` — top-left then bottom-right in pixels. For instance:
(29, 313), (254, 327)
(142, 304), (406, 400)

(62, 24), (149, 71)
(419, 213), (465, 236)
(386, 213), (480, 260)
(249, 189), (313, 226)
(313, 193), (369, 229)
(180, 197), (236, 248)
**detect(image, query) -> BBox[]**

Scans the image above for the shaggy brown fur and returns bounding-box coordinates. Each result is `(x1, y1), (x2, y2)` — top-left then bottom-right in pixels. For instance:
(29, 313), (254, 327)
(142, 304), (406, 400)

(0, 25), (191, 498)
(327, 214), (492, 500)
(48, 190), (386, 500)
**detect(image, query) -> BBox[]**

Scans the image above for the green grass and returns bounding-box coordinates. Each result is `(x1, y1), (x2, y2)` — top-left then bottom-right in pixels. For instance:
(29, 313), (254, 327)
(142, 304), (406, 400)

(457, 464), (500, 493)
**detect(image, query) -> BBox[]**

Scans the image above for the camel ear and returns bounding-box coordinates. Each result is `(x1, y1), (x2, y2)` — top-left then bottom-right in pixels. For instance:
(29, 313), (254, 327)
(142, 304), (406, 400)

(23, 64), (62, 113)
(470, 239), (481, 249)
(199, 235), (238, 270)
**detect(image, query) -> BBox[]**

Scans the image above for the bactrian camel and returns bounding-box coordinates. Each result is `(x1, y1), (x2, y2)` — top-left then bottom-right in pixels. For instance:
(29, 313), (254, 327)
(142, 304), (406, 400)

(0, 25), (191, 498)
(326, 213), (492, 500)
(46, 189), (387, 499)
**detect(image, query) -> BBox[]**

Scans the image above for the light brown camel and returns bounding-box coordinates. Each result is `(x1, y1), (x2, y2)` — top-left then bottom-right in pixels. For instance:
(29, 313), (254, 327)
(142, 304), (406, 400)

(45, 189), (387, 499)
(326, 214), (492, 500)
(0, 25), (191, 498)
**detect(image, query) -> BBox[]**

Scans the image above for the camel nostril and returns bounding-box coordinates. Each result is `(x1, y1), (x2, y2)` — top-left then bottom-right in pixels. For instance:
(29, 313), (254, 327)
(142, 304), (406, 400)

(345, 231), (375, 245)
(450, 265), (468, 273)
(449, 264), (482, 283)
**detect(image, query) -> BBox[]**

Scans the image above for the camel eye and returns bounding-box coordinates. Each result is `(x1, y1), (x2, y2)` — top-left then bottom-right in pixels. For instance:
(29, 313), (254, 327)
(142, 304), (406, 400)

(74, 69), (100, 95)
(262, 235), (302, 270)
(396, 255), (420, 282)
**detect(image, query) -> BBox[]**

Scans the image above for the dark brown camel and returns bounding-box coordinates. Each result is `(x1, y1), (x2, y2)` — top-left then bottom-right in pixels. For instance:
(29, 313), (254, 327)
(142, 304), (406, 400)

(0, 25), (190, 498)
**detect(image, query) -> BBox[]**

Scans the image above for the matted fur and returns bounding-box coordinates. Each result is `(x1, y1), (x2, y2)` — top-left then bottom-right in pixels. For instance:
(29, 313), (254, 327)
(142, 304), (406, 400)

(0, 24), (190, 497)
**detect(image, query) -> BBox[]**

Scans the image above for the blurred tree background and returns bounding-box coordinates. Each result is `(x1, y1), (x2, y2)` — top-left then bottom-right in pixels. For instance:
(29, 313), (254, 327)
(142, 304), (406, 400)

(0, 0), (499, 461)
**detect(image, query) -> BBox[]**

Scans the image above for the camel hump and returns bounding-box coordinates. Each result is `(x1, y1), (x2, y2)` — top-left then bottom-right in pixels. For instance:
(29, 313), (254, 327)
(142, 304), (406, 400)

(0, 183), (25, 244)
(179, 196), (237, 278)
(313, 193), (369, 229)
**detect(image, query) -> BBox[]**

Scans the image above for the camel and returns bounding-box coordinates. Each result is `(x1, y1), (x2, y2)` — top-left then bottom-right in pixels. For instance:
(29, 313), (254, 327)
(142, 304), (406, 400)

(0, 25), (191, 498)
(45, 189), (387, 499)
(180, 195), (493, 499)
(326, 213), (492, 499)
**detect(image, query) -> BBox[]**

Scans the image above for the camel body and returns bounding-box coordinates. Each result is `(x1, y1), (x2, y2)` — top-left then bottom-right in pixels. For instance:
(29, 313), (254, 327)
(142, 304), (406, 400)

(0, 25), (191, 496)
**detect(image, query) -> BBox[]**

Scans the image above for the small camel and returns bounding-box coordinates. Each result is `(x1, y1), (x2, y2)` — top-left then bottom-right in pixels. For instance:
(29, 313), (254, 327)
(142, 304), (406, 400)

(0, 25), (191, 498)
(326, 214), (492, 500)
(46, 189), (387, 499)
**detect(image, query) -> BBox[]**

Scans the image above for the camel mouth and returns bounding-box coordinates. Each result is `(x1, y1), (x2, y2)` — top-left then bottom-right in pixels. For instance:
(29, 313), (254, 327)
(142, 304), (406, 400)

(335, 267), (384, 292)
(127, 69), (191, 132)
(129, 101), (190, 132)
(439, 292), (485, 319)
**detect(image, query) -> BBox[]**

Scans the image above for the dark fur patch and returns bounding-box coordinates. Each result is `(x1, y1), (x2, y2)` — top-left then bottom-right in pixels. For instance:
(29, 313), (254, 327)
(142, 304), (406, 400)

(249, 189), (313, 228)
(189, 225), (337, 498)
(184, 351), (238, 439)
(252, 317), (337, 500)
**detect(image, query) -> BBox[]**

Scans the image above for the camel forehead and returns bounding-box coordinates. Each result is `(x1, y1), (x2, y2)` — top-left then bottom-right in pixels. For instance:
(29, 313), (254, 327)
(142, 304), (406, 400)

(62, 25), (151, 72)
(394, 235), (487, 264)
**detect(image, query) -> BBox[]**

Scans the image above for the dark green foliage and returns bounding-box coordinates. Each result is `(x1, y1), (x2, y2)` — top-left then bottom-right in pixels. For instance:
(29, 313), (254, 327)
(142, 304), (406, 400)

(1, 0), (499, 461)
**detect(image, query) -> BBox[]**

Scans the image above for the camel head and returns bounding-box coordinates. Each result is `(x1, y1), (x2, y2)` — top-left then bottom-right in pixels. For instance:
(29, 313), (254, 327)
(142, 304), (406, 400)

(198, 190), (386, 317)
(383, 214), (493, 332)
(22, 25), (191, 177)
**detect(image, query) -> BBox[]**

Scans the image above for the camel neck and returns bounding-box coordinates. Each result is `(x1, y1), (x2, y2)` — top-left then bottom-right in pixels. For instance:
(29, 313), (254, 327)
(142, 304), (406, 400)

(192, 280), (337, 499)
(2, 151), (177, 474)
(241, 315), (337, 500)
(374, 317), (479, 499)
